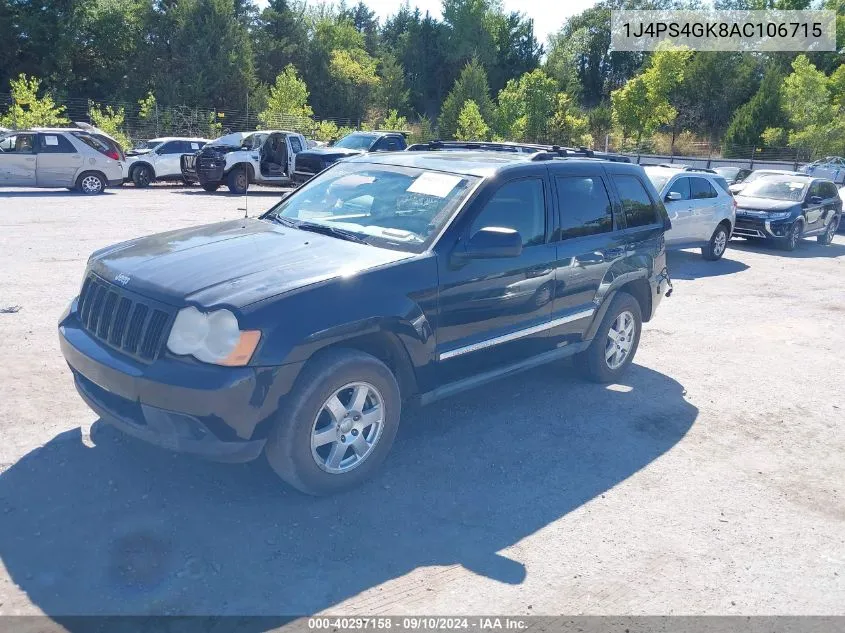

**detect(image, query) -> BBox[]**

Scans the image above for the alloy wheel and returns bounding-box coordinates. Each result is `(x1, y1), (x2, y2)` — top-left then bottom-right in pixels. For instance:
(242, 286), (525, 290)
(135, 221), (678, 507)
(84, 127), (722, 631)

(605, 310), (635, 370)
(81, 175), (103, 194)
(712, 228), (727, 257)
(310, 382), (385, 474)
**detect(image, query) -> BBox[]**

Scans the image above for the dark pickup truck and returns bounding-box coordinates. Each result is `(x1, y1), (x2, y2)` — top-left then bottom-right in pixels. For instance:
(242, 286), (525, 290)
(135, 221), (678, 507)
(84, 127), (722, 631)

(59, 149), (672, 495)
(291, 130), (408, 186)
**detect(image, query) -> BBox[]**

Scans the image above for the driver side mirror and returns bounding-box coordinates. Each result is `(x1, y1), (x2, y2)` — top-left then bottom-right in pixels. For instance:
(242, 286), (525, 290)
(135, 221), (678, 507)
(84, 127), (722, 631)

(455, 227), (523, 260)
(328, 137), (337, 146)
(665, 191), (682, 202)
(808, 195), (823, 205)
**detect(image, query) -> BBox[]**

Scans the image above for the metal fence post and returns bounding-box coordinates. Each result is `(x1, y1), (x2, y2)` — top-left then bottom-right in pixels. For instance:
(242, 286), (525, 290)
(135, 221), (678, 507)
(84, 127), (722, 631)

(793, 147), (800, 171)
(750, 146), (756, 170)
(706, 141), (712, 169)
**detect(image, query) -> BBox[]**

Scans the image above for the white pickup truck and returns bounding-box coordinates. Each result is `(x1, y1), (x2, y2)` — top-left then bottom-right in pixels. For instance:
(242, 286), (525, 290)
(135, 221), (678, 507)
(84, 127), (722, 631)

(181, 130), (307, 193)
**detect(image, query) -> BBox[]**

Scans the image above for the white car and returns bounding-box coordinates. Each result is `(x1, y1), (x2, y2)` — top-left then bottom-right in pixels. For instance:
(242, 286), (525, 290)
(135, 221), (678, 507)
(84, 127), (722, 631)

(644, 165), (736, 260)
(728, 168), (802, 195)
(124, 137), (209, 187)
(181, 130), (307, 193)
(800, 156), (845, 184)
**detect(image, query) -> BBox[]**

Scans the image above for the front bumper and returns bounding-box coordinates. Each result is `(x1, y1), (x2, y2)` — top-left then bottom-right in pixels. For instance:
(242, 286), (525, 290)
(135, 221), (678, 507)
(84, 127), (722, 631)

(291, 170), (316, 186)
(59, 300), (300, 462)
(733, 216), (794, 239)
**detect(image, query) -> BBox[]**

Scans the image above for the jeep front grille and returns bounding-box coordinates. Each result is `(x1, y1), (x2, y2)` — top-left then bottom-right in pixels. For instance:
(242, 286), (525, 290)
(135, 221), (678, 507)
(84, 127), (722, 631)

(78, 273), (174, 363)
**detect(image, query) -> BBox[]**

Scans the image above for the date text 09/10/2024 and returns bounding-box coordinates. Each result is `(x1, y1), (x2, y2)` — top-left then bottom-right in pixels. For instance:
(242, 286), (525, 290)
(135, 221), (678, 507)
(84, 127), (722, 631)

(307, 617), (528, 630)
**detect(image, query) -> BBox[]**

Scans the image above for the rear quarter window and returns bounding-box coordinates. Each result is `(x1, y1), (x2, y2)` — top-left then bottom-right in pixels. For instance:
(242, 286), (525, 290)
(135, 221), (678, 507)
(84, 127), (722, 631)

(612, 174), (660, 228)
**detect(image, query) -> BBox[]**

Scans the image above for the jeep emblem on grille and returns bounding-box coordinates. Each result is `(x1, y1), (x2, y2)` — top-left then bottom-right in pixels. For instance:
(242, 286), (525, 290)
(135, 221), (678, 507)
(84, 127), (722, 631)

(114, 273), (131, 286)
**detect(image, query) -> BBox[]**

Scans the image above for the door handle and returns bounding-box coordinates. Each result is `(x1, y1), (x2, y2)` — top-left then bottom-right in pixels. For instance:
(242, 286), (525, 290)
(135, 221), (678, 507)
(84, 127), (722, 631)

(575, 252), (605, 266)
(603, 247), (625, 259)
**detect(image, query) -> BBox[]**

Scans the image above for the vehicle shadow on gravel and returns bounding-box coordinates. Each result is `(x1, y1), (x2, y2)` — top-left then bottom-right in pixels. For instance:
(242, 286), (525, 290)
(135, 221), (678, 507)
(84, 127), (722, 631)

(667, 250), (749, 280)
(729, 239), (845, 259)
(0, 362), (696, 618)
(0, 191), (117, 198)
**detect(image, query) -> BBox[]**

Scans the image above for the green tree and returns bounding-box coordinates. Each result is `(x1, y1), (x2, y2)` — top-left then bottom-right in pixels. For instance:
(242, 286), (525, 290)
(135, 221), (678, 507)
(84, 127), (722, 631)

(258, 64), (313, 128)
(372, 53), (411, 115)
(587, 104), (612, 148)
(0, 75), (68, 128)
(438, 58), (494, 139)
(89, 103), (131, 149)
(611, 46), (692, 149)
(724, 66), (786, 154)
(548, 93), (589, 146)
(773, 54), (845, 156)
(253, 0), (309, 85)
(382, 109), (409, 131)
(455, 99), (489, 140)
(493, 69), (557, 142)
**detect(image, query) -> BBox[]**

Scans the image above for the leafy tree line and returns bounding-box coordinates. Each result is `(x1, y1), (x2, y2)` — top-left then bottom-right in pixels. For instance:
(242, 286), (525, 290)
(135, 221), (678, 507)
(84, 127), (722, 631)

(2, 0), (843, 156)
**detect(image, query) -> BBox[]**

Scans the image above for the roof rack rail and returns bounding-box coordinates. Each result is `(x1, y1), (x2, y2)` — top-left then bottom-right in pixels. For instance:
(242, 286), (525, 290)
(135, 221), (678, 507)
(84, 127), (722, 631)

(405, 140), (542, 153)
(655, 163), (717, 174)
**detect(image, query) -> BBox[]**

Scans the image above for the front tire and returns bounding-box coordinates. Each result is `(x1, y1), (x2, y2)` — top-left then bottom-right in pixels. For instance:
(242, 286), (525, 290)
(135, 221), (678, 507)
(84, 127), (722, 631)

(131, 164), (153, 188)
(227, 168), (248, 194)
(576, 291), (642, 383)
(782, 220), (802, 251)
(265, 349), (401, 496)
(818, 216), (839, 245)
(702, 223), (729, 260)
(76, 172), (106, 195)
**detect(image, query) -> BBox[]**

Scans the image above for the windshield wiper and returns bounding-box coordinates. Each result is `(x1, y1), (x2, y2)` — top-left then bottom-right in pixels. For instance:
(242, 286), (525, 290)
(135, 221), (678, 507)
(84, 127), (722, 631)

(268, 215), (298, 228)
(295, 221), (370, 245)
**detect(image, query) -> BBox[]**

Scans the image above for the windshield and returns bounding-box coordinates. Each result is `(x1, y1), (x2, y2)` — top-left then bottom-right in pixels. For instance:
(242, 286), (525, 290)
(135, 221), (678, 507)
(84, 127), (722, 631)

(334, 133), (377, 151)
(740, 177), (807, 201)
(744, 170), (787, 183)
(643, 169), (671, 192)
(264, 162), (479, 252)
(714, 167), (740, 179)
(136, 141), (162, 150)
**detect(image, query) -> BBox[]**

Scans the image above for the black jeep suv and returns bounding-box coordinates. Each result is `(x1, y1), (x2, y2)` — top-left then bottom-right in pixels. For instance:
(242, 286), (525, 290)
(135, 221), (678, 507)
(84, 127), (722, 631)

(732, 174), (841, 250)
(291, 130), (407, 186)
(59, 150), (672, 495)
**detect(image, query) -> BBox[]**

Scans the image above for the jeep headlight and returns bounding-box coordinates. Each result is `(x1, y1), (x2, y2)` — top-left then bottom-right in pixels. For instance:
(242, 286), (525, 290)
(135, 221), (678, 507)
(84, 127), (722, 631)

(166, 306), (260, 366)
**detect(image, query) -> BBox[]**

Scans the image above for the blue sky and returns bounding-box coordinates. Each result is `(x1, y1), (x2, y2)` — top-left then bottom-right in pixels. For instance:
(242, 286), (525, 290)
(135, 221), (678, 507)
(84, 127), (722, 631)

(275, 0), (600, 46)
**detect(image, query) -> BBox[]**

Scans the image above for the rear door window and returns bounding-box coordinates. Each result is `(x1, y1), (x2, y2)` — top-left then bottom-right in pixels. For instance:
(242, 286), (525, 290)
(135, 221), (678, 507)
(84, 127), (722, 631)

(38, 134), (77, 153)
(554, 176), (613, 240)
(690, 177), (718, 199)
(612, 175), (659, 228)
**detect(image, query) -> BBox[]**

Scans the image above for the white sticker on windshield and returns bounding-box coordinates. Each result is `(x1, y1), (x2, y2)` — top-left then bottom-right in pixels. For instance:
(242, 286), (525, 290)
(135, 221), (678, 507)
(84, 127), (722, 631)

(191, 143), (199, 149)
(788, 182), (804, 189)
(44, 136), (59, 146)
(407, 172), (462, 198)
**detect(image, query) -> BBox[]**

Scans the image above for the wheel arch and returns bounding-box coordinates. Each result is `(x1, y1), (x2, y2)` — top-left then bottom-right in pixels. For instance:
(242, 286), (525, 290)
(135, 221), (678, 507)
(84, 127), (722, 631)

(129, 161), (155, 179)
(75, 170), (108, 190)
(585, 272), (652, 342)
(227, 162), (255, 182)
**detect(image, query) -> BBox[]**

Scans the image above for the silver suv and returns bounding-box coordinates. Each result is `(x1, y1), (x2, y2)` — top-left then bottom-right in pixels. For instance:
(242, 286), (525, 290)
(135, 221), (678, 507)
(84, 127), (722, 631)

(0, 128), (123, 194)
(644, 165), (737, 260)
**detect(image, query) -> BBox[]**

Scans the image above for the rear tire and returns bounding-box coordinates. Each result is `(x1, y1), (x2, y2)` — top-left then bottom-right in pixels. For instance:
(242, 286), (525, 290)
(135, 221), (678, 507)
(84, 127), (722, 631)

(576, 291), (642, 383)
(702, 223), (729, 260)
(201, 183), (219, 192)
(818, 216), (839, 245)
(76, 172), (106, 195)
(265, 349), (401, 496)
(227, 167), (248, 194)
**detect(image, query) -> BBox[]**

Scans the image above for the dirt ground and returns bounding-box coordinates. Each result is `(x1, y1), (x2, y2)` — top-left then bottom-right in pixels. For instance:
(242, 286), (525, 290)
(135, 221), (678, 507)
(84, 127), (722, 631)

(0, 184), (843, 617)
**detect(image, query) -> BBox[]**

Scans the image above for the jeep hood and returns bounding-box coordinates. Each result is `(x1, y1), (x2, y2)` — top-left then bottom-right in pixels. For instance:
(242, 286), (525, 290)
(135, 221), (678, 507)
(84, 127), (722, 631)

(87, 218), (412, 309)
(734, 196), (800, 212)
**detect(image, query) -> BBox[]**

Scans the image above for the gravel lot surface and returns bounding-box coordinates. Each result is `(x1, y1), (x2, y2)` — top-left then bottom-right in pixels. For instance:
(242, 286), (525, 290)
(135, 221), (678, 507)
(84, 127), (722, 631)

(0, 184), (843, 617)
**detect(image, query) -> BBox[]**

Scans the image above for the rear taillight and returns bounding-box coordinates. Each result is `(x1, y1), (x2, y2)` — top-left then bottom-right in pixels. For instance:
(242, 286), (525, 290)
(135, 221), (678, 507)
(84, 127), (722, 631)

(106, 149), (120, 161)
